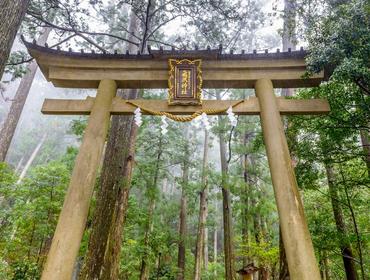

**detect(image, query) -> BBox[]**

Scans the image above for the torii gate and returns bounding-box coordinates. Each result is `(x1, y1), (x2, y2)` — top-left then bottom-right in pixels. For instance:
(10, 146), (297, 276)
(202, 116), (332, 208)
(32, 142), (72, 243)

(23, 40), (329, 280)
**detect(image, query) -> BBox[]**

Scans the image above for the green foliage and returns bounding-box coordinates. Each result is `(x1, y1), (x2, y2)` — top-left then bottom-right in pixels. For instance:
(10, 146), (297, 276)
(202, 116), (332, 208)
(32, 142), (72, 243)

(0, 152), (74, 279)
(69, 118), (88, 139)
(2, 0), (369, 279)
(306, 0), (370, 96)
(201, 262), (225, 280)
(10, 261), (40, 280)
(3, 51), (31, 82)
(287, 62), (369, 278)
(0, 162), (17, 186)
(237, 238), (279, 269)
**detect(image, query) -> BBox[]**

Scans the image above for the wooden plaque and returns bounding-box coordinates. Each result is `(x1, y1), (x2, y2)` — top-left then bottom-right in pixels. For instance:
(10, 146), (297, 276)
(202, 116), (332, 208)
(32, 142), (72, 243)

(168, 59), (202, 105)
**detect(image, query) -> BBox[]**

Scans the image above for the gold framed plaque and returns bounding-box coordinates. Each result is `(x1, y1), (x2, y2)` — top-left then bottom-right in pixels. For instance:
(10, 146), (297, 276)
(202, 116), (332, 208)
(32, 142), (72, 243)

(168, 59), (202, 105)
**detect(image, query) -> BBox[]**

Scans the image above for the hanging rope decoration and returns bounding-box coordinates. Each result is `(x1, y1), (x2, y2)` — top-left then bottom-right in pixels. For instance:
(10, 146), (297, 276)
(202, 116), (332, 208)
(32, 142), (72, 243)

(127, 100), (244, 123)
(200, 112), (211, 130)
(134, 107), (142, 126)
(226, 106), (238, 127)
(161, 115), (169, 135)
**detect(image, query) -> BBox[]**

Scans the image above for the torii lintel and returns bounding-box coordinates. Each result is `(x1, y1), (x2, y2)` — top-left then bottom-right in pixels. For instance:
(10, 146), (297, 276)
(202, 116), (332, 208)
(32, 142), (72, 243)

(23, 39), (326, 89)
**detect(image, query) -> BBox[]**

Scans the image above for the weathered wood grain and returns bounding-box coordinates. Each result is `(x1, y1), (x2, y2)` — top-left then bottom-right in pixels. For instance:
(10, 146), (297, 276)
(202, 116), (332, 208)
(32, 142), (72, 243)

(41, 97), (330, 116)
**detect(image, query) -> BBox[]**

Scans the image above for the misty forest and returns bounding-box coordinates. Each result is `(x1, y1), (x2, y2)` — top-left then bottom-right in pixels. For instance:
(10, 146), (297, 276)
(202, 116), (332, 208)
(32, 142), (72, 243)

(0, 0), (369, 279)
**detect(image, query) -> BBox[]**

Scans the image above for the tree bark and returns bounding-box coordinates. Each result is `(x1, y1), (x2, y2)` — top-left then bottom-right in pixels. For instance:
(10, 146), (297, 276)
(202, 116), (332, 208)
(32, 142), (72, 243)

(323, 252), (330, 280)
(213, 205), (218, 265)
(194, 129), (209, 280)
(251, 194), (261, 244)
(360, 129), (370, 175)
(204, 227), (209, 270)
(79, 88), (138, 280)
(177, 131), (189, 280)
(140, 138), (162, 280)
(79, 10), (140, 280)
(325, 163), (357, 280)
(340, 167), (366, 280)
(0, 28), (50, 162)
(242, 131), (251, 268)
(279, 228), (290, 280)
(282, 0), (297, 52)
(100, 114), (138, 280)
(251, 184), (262, 280)
(319, 250), (330, 280)
(140, 197), (156, 280)
(0, 0), (30, 80)
(216, 92), (236, 280)
(213, 201), (218, 278)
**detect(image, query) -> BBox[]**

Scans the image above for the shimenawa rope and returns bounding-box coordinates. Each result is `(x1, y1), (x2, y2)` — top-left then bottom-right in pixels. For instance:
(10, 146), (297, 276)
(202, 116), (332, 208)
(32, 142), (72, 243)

(126, 100), (244, 122)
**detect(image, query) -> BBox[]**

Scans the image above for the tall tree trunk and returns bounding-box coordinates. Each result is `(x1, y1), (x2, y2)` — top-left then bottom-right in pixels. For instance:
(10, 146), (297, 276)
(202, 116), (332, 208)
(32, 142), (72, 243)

(359, 129), (370, 175)
(213, 203), (218, 277)
(140, 137), (162, 280)
(79, 10), (140, 280)
(279, 228), (289, 280)
(0, 28), (50, 162)
(251, 188), (262, 280)
(15, 156), (24, 172)
(17, 133), (46, 183)
(82, 1), (157, 276)
(194, 130), (209, 280)
(319, 250), (330, 280)
(0, 0), (30, 80)
(251, 193), (261, 245)
(242, 131), (252, 268)
(325, 163), (357, 280)
(140, 198), (156, 280)
(213, 203), (218, 264)
(177, 181), (188, 280)
(204, 227), (209, 270)
(177, 132), (189, 280)
(323, 251), (330, 280)
(282, 0), (297, 52)
(259, 217), (270, 280)
(156, 253), (162, 280)
(213, 230), (218, 265)
(340, 166), (366, 280)
(79, 89), (138, 280)
(216, 91), (236, 280)
(244, 161), (271, 280)
(100, 119), (138, 280)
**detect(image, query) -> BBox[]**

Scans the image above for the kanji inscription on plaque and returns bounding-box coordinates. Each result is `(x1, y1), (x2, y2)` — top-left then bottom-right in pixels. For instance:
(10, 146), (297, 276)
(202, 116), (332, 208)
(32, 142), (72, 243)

(168, 59), (202, 105)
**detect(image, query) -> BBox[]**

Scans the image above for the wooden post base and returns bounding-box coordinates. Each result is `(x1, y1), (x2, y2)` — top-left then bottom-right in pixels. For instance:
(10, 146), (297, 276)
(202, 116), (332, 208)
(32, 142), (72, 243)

(41, 80), (117, 280)
(255, 78), (321, 280)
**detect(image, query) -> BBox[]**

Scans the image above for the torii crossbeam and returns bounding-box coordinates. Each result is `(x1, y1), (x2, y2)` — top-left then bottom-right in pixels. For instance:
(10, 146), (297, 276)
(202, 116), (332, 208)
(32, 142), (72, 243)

(23, 39), (329, 280)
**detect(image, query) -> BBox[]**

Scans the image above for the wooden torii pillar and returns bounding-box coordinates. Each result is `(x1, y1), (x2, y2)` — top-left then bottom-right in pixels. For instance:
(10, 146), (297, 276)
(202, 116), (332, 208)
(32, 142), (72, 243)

(40, 79), (117, 279)
(23, 40), (328, 280)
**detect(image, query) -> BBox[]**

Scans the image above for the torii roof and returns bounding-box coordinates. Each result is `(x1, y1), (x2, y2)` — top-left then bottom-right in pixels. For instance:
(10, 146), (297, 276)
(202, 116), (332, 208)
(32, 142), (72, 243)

(22, 38), (325, 89)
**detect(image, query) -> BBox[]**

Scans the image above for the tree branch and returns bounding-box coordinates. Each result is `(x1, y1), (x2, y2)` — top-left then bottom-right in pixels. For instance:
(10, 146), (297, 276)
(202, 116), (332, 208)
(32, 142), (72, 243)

(141, 0), (153, 53)
(26, 11), (140, 47)
(355, 78), (370, 96)
(6, 58), (33, 66)
(146, 15), (182, 40)
(49, 34), (77, 48)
